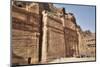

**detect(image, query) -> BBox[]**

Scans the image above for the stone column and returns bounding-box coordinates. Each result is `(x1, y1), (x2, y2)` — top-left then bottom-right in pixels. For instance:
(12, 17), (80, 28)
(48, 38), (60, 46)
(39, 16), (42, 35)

(61, 17), (66, 57)
(41, 10), (48, 63)
(75, 38), (79, 57)
(76, 28), (81, 57)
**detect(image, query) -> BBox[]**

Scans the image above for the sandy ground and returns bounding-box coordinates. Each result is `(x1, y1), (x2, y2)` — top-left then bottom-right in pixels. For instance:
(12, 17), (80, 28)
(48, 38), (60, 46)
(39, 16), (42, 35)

(49, 57), (96, 63)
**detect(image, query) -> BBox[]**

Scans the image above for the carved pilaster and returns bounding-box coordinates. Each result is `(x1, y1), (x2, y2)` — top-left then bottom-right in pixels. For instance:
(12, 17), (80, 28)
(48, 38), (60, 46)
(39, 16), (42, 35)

(41, 10), (48, 63)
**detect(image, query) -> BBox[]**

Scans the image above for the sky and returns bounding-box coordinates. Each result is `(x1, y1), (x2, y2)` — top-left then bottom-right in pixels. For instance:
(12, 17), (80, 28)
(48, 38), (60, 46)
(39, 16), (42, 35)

(54, 4), (96, 33)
